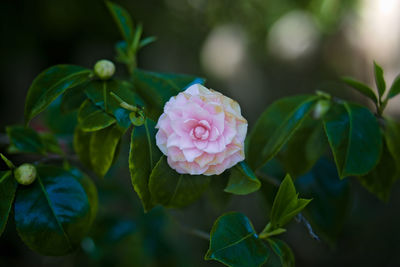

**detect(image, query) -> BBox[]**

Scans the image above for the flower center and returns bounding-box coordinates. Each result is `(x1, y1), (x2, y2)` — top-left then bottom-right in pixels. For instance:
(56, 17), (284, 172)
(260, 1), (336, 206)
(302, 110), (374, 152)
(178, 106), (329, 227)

(190, 125), (209, 140)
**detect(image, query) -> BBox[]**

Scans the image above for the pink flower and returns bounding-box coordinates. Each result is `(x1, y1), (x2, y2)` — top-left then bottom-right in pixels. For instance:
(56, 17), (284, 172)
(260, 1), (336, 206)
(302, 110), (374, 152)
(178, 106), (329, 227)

(155, 83), (248, 175)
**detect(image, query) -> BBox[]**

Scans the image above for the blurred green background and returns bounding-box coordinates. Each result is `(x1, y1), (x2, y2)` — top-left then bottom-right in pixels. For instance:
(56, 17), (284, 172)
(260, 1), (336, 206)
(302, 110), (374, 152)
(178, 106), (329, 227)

(1, 0), (400, 266)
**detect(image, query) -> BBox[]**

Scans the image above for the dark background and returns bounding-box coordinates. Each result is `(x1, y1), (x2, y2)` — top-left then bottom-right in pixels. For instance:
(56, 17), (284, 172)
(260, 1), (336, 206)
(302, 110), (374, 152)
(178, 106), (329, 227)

(1, 0), (400, 266)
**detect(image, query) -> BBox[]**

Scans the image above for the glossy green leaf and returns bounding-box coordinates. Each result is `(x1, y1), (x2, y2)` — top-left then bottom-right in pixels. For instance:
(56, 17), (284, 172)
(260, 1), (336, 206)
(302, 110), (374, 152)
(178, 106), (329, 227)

(6, 125), (46, 154)
(357, 118), (400, 202)
(44, 96), (78, 135)
(278, 118), (327, 177)
(85, 79), (142, 129)
(323, 102), (382, 178)
(267, 238), (295, 267)
(106, 1), (134, 44)
(387, 74), (400, 99)
(342, 77), (377, 104)
(73, 127), (93, 169)
(132, 69), (205, 121)
(24, 65), (91, 123)
(73, 124), (124, 177)
(205, 212), (269, 267)
(374, 61), (386, 98)
(60, 81), (89, 113)
(78, 99), (116, 132)
(224, 161), (261, 195)
(270, 174), (311, 229)
(129, 119), (162, 212)
(385, 117), (400, 166)
(70, 168), (98, 224)
(89, 124), (125, 177)
(295, 159), (350, 243)
(247, 95), (319, 170)
(0, 171), (17, 236)
(14, 166), (97, 256)
(358, 142), (398, 202)
(149, 156), (210, 209)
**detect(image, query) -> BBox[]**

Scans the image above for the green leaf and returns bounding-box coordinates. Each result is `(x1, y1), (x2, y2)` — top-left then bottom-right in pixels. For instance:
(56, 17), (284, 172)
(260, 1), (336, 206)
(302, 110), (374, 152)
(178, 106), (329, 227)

(60, 81), (89, 113)
(323, 102), (382, 178)
(84, 79), (143, 129)
(357, 118), (400, 202)
(139, 36), (157, 48)
(24, 65), (91, 123)
(6, 125), (46, 154)
(270, 174), (311, 229)
(387, 74), (400, 99)
(259, 225), (286, 239)
(78, 99), (116, 132)
(14, 166), (97, 256)
(247, 95), (319, 170)
(342, 77), (378, 104)
(0, 153), (15, 169)
(106, 1), (134, 44)
(385, 118), (400, 167)
(224, 161), (261, 195)
(73, 124), (124, 177)
(73, 127), (93, 169)
(129, 119), (162, 212)
(89, 124), (125, 177)
(295, 159), (351, 243)
(267, 238), (295, 267)
(149, 156), (210, 209)
(70, 168), (98, 224)
(278, 118), (327, 177)
(358, 142), (398, 202)
(0, 171), (17, 236)
(374, 61), (386, 98)
(205, 212), (269, 267)
(132, 69), (205, 121)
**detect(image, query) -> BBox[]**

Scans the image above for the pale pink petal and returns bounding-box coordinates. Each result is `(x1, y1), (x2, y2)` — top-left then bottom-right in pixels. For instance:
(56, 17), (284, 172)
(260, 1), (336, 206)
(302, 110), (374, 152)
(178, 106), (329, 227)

(195, 153), (215, 168)
(194, 140), (208, 150)
(166, 133), (181, 148)
(156, 83), (248, 175)
(203, 136), (226, 154)
(156, 130), (168, 155)
(209, 126), (220, 141)
(182, 148), (203, 162)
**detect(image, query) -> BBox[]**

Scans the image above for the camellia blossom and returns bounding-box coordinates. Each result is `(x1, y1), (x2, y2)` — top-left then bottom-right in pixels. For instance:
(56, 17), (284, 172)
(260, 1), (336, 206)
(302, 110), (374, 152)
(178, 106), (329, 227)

(155, 83), (248, 175)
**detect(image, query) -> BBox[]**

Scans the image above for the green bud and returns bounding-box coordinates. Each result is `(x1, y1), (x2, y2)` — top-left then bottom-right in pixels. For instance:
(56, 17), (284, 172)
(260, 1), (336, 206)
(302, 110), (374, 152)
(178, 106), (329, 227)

(313, 99), (331, 119)
(14, 163), (37, 185)
(94, 59), (115, 80)
(129, 110), (145, 126)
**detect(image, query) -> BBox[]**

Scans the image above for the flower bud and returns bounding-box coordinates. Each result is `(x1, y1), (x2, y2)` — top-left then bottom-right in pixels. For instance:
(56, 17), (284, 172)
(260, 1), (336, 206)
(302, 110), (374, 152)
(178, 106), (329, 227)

(14, 163), (37, 185)
(94, 59), (115, 80)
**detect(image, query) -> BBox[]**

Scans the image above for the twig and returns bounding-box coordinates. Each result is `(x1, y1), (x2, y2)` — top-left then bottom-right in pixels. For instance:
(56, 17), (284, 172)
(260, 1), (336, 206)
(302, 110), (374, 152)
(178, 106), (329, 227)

(295, 213), (320, 241)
